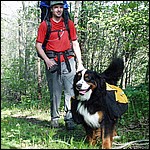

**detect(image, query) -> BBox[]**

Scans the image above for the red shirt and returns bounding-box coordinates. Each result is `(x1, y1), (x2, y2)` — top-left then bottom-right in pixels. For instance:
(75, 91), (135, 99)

(36, 18), (77, 61)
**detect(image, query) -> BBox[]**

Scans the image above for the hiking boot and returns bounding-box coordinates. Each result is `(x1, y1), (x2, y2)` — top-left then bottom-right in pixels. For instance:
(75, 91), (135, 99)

(51, 119), (59, 128)
(65, 120), (75, 130)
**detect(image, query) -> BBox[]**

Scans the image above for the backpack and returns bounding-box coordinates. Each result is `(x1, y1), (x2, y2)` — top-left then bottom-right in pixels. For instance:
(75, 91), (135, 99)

(106, 83), (128, 104)
(105, 83), (128, 119)
(38, 1), (71, 59)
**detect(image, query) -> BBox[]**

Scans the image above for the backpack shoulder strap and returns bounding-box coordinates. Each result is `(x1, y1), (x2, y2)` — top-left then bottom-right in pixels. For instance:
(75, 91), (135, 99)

(42, 20), (51, 50)
(65, 19), (71, 40)
(63, 8), (71, 40)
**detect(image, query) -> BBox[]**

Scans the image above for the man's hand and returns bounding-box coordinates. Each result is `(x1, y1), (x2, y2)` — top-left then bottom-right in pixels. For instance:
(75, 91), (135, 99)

(45, 58), (57, 70)
(76, 63), (85, 72)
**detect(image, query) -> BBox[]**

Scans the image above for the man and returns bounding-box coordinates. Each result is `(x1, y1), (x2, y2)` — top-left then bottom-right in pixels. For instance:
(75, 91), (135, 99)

(35, 1), (84, 130)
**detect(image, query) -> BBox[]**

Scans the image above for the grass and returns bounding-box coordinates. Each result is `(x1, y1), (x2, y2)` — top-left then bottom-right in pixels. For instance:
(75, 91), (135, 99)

(1, 89), (149, 149)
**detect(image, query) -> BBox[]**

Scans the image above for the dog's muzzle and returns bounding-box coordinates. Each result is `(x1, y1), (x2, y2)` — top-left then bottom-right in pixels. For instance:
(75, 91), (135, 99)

(76, 83), (91, 95)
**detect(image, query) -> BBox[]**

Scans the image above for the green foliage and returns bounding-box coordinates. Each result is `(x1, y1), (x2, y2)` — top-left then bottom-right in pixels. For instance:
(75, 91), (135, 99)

(125, 82), (149, 120)
(117, 83), (149, 144)
(77, 1), (149, 82)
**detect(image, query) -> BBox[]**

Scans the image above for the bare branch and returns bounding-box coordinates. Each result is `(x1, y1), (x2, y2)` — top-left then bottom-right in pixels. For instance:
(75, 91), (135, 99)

(112, 139), (149, 149)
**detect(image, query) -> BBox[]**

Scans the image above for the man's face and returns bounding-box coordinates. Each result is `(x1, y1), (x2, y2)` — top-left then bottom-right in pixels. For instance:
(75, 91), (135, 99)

(51, 5), (64, 18)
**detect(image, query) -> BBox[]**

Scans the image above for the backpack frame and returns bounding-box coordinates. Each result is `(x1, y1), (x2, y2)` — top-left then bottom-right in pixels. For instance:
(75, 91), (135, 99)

(38, 1), (71, 59)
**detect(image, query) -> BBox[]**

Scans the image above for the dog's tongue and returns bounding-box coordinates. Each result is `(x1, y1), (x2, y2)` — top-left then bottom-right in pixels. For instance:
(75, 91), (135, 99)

(79, 90), (86, 95)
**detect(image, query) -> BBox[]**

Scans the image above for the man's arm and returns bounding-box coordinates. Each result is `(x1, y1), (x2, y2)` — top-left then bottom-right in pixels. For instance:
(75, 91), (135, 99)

(35, 42), (57, 69)
(72, 40), (84, 72)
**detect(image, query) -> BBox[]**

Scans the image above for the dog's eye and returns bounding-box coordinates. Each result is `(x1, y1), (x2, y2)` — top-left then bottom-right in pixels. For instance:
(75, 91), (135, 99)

(85, 77), (90, 82)
(84, 75), (91, 82)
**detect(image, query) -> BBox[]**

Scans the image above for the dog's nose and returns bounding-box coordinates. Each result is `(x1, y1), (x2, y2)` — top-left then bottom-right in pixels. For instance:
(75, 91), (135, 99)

(76, 83), (82, 90)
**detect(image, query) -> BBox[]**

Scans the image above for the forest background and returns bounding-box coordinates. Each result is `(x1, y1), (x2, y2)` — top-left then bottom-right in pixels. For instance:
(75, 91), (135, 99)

(1, 1), (149, 149)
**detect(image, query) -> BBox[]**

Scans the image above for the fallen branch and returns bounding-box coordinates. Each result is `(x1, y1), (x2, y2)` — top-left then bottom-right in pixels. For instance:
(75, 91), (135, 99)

(112, 139), (149, 149)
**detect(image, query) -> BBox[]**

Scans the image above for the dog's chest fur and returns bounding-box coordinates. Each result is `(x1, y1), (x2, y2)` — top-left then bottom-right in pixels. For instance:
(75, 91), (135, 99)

(77, 102), (101, 128)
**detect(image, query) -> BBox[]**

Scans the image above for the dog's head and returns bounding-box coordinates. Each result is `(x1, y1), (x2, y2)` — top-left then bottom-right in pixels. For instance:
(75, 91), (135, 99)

(73, 69), (106, 101)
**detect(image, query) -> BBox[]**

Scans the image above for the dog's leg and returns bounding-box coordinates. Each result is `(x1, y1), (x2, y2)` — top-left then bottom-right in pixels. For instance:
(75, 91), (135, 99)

(86, 128), (101, 146)
(85, 127), (96, 146)
(101, 127), (113, 149)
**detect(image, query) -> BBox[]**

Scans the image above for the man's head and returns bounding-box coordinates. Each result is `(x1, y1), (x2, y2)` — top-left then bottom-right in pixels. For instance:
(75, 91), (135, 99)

(50, 1), (64, 7)
(50, 1), (64, 18)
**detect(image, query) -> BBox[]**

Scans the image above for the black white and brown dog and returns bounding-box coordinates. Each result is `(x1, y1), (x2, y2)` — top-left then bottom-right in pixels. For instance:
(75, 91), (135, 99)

(71, 58), (128, 149)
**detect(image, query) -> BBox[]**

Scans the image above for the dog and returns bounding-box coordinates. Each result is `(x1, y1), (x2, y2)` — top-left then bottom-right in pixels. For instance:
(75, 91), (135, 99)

(71, 58), (128, 149)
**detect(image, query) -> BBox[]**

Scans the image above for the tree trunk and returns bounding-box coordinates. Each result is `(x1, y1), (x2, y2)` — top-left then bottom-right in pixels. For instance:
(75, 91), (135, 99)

(145, 57), (149, 84)
(74, 1), (80, 27)
(37, 1), (42, 100)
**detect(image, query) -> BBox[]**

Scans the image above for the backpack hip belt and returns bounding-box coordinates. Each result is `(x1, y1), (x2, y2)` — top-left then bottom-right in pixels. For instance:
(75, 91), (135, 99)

(45, 49), (75, 74)
(45, 49), (74, 58)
